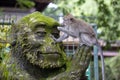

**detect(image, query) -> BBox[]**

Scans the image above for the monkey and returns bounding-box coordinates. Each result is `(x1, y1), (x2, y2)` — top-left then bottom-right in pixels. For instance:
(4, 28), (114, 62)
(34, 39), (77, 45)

(51, 14), (105, 80)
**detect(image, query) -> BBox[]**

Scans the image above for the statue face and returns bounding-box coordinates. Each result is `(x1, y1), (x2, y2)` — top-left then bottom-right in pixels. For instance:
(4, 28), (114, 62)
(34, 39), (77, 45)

(12, 12), (67, 68)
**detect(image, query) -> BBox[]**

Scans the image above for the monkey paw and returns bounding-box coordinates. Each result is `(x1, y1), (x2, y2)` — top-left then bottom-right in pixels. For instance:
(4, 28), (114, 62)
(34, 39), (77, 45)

(57, 27), (63, 31)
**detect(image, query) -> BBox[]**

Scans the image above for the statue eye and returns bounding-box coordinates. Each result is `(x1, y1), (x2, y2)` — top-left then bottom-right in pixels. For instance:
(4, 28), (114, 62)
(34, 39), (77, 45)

(35, 32), (46, 38)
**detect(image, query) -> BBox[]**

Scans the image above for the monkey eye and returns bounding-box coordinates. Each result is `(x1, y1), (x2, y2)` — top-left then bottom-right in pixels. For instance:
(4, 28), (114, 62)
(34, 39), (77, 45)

(70, 18), (74, 21)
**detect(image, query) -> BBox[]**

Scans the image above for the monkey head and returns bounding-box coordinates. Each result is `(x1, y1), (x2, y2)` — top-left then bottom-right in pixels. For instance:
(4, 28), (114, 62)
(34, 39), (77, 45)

(62, 14), (76, 26)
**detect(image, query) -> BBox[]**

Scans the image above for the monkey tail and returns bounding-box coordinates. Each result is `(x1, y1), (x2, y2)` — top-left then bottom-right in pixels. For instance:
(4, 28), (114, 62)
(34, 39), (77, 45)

(96, 43), (105, 80)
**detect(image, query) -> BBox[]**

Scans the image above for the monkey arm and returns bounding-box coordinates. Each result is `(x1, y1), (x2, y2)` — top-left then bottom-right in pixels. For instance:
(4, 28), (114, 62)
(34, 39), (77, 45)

(57, 27), (77, 38)
(51, 33), (69, 42)
(55, 33), (69, 42)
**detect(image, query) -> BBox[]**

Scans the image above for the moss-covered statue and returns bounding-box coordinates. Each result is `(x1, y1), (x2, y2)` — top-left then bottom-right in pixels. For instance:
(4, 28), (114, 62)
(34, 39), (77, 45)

(10, 12), (92, 80)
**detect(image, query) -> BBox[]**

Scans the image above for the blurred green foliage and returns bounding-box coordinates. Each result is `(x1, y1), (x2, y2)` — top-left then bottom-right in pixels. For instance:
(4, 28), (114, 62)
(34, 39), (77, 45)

(0, 25), (11, 62)
(105, 53), (120, 80)
(90, 53), (120, 80)
(90, 61), (115, 80)
(16, 0), (35, 9)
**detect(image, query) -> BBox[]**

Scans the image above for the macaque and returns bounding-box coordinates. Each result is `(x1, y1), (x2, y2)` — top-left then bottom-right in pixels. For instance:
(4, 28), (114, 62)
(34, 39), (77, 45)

(51, 14), (105, 80)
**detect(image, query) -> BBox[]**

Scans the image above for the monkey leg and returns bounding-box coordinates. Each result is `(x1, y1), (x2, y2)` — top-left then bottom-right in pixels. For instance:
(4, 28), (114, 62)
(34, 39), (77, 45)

(80, 33), (93, 46)
(79, 33), (86, 47)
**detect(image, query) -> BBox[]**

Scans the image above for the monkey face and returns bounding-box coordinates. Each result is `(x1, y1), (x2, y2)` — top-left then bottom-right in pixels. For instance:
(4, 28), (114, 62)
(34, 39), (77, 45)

(11, 12), (67, 69)
(63, 14), (75, 26)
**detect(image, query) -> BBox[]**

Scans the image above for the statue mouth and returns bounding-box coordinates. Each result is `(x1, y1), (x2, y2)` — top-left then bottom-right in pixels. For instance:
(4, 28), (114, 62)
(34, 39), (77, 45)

(25, 48), (66, 68)
(37, 52), (61, 61)
(34, 52), (65, 68)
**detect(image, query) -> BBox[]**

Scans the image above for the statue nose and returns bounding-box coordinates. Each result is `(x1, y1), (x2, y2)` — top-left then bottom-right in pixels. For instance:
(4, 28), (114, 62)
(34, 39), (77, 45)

(45, 46), (58, 53)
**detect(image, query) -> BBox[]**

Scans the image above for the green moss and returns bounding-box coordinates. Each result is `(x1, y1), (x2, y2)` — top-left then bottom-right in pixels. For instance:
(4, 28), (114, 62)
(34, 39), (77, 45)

(18, 11), (60, 29)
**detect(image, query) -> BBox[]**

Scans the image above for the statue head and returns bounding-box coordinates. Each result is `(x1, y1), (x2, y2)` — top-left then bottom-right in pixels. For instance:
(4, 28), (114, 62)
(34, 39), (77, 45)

(11, 12), (67, 79)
